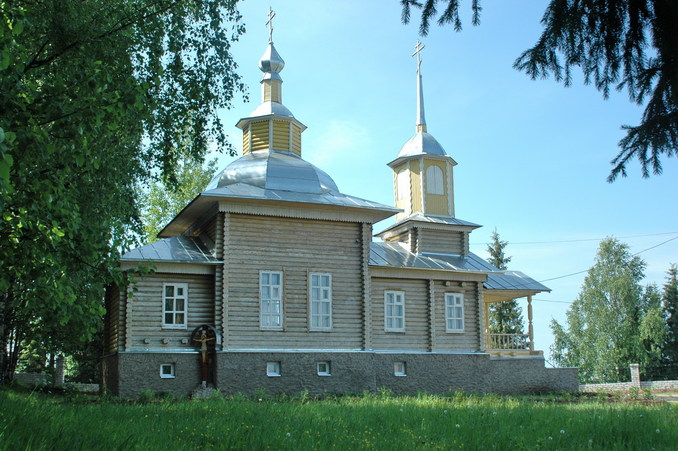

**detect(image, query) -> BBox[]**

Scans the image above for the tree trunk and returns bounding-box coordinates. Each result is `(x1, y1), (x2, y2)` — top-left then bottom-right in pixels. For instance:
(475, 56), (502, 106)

(0, 292), (18, 384)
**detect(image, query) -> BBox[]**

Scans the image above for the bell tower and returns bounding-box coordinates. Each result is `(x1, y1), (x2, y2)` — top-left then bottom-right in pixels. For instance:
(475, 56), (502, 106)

(388, 41), (457, 223)
(378, 41), (479, 256)
(236, 7), (307, 157)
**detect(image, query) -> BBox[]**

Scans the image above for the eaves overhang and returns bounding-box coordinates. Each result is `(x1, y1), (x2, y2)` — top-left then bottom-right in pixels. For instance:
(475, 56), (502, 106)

(235, 102), (308, 131)
(159, 188), (399, 238)
(369, 265), (488, 282)
(387, 152), (457, 169)
(376, 213), (481, 239)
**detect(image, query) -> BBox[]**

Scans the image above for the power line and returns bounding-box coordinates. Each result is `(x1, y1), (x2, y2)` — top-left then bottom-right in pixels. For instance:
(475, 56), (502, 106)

(532, 298), (572, 304)
(632, 235), (678, 256)
(470, 231), (678, 246)
(540, 269), (589, 283)
(538, 234), (678, 284)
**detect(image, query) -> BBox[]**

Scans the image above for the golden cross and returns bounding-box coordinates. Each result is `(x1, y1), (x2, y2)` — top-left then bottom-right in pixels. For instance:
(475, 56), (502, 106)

(266, 7), (276, 43)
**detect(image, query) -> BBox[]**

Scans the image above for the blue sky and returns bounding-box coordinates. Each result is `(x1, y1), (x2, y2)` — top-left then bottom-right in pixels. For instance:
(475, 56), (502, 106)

(210, 0), (678, 361)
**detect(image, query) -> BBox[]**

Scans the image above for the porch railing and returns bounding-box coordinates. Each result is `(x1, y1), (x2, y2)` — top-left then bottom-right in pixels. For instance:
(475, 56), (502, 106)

(485, 333), (530, 350)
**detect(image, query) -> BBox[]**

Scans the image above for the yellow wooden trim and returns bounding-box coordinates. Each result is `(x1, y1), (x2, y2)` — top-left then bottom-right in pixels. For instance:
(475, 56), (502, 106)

(272, 120), (290, 150)
(292, 123), (302, 156)
(271, 81), (281, 103)
(263, 82), (271, 102)
(242, 125), (251, 155)
(411, 159), (422, 213)
(423, 160), (448, 215)
(251, 121), (270, 152)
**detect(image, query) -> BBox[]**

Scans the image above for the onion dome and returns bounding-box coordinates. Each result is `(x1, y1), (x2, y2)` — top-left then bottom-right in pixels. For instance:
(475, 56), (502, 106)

(259, 43), (285, 81)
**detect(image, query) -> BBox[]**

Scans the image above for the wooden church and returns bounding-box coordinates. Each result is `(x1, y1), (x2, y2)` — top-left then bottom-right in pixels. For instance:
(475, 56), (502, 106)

(101, 14), (577, 398)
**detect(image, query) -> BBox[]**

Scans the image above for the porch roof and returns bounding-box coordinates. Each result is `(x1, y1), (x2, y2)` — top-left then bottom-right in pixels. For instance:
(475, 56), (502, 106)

(122, 236), (220, 264)
(483, 271), (550, 301)
(369, 242), (497, 273)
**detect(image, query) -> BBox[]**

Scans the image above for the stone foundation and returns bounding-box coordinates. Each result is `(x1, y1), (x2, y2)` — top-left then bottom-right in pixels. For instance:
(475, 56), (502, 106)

(104, 351), (578, 398)
(217, 352), (577, 396)
(105, 352), (200, 398)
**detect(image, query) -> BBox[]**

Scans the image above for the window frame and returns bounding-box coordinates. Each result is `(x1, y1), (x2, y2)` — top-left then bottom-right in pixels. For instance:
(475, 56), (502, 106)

(317, 361), (331, 376)
(445, 293), (465, 333)
(384, 290), (405, 332)
(266, 361), (281, 377)
(309, 273), (332, 331)
(426, 165), (444, 195)
(396, 168), (409, 200)
(162, 283), (188, 329)
(394, 361), (407, 376)
(160, 363), (175, 379)
(260, 270), (284, 330)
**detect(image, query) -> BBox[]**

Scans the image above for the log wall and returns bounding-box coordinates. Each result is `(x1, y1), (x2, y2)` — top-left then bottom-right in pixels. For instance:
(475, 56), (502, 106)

(370, 278), (430, 350)
(125, 273), (214, 350)
(224, 214), (364, 350)
(418, 229), (464, 255)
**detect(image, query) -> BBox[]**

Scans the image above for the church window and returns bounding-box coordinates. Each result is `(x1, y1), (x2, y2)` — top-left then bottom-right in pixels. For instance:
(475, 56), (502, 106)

(445, 293), (464, 332)
(260, 271), (283, 330)
(310, 273), (332, 330)
(426, 165), (444, 194)
(384, 291), (405, 332)
(162, 283), (188, 328)
(396, 169), (408, 200)
(160, 363), (175, 378)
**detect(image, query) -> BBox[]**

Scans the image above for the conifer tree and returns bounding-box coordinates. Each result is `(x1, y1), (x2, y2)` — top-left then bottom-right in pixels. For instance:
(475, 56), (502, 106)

(663, 264), (678, 364)
(401, 0), (678, 180)
(485, 230), (525, 340)
(639, 284), (667, 378)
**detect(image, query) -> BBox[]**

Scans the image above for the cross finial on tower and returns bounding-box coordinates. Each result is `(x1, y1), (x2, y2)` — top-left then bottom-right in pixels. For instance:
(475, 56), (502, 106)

(266, 7), (276, 44)
(412, 40), (425, 73)
(412, 41), (427, 133)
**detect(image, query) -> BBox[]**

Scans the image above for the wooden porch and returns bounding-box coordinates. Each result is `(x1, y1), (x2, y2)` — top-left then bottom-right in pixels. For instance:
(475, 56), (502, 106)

(483, 293), (544, 358)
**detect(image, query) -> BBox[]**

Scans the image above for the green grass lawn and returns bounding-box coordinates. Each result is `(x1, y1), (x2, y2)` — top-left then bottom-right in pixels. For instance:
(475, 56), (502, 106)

(0, 388), (676, 450)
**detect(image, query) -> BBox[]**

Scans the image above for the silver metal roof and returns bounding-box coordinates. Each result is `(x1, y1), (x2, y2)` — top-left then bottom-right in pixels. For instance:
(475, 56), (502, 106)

(484, 271), (551, 292)
(122, 236), (219, 263)
(397, 131), (448, 158)
(207, 150), (339, 194)
(402, 213), (480, 228)
(377, 213), (481, 238)
(202, 181), (398, 212)
(370, 241), (549, 293)
(259, 42), (285, 76)
(370, 241), (498, 272)
(244, 101), (296, 120)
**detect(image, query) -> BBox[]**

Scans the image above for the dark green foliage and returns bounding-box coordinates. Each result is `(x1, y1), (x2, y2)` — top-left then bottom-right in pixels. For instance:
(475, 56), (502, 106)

(638, 284), (667, 378)
(66, 328), (102, 383)
(0, 0), (245, 382)
(400, 0), (481, 35)
(662, 264), (678, 362)
(486, 229), (524, 337)
(402, 0), (678, 181)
